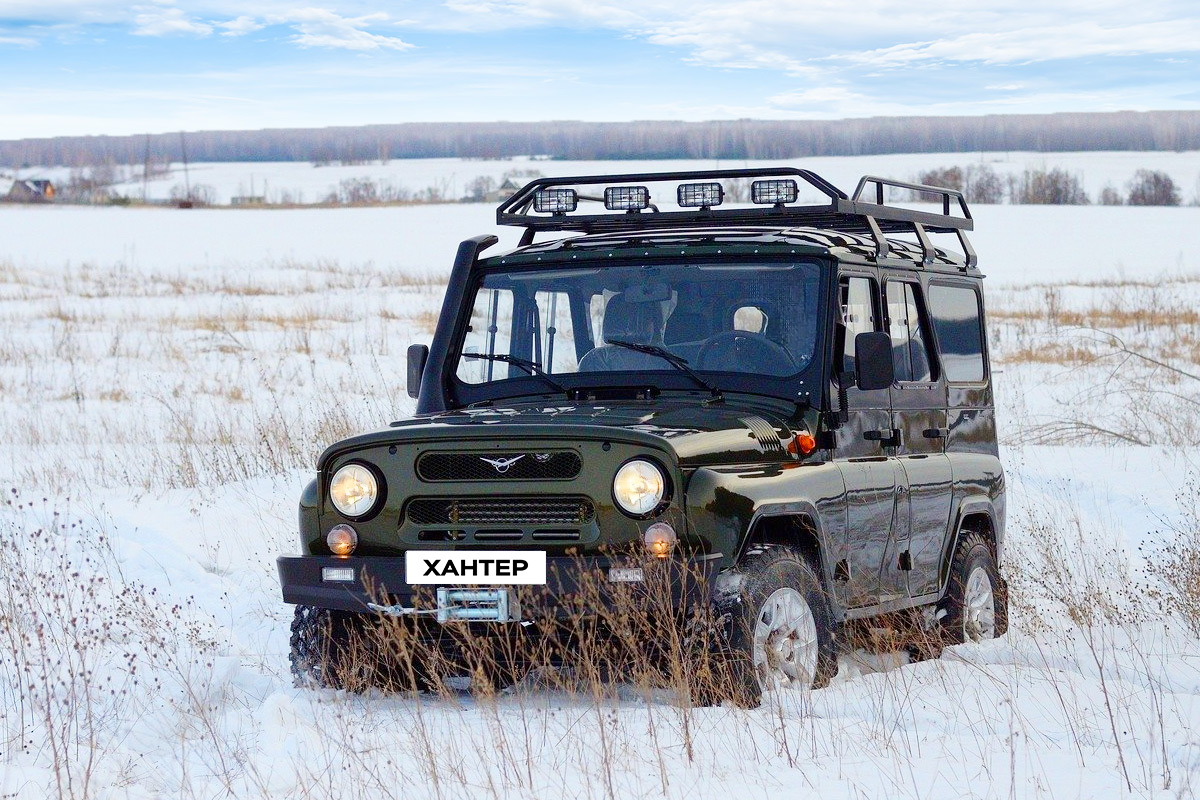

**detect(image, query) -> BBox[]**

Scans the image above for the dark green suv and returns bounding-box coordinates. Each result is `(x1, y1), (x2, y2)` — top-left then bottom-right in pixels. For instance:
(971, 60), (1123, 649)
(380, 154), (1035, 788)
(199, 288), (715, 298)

(278, 167), (1007, 701)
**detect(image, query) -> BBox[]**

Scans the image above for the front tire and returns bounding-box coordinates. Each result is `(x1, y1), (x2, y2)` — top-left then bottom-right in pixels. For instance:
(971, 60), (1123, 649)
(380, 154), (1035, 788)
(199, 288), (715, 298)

(290, 605), (388, 691)
(701, 545), (837, 707)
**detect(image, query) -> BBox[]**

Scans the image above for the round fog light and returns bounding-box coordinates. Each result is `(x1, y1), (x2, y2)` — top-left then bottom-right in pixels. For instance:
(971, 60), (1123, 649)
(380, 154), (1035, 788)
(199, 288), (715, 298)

(327, 524), (358, 556)
(643, 522), (677, 559)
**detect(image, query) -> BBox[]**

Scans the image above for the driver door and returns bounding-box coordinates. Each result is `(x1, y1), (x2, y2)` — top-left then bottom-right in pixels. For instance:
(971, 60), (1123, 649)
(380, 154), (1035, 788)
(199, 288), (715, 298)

(831, 273), (907, 609)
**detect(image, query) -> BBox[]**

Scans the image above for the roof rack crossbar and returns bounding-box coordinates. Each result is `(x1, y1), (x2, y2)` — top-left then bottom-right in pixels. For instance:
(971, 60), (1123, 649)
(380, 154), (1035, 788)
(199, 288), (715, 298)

(850, 175), (972, 223)
(497, 167), (975, 265)
(850, 175), (976, 268)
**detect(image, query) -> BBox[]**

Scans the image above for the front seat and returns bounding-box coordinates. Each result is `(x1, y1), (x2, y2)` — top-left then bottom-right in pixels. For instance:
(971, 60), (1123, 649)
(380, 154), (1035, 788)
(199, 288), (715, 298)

(578, 294), (673, 372)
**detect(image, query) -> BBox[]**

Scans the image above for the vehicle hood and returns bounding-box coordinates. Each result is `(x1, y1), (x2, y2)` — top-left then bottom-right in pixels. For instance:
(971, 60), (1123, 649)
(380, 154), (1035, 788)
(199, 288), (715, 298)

(318, 397), (810, 470)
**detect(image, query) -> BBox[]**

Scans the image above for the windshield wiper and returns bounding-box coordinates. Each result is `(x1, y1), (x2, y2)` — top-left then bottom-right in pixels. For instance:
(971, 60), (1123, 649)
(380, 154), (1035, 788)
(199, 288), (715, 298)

(463, 353), (566, 394)
(604, 339), (723, 402)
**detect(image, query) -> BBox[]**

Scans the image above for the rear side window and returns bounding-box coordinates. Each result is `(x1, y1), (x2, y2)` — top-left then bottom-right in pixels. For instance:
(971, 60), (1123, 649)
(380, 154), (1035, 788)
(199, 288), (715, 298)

(929, 285), (986, 382)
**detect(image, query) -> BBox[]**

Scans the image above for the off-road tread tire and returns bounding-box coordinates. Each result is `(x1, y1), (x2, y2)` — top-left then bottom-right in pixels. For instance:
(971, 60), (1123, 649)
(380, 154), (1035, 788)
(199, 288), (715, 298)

(290, 605), (349, 689)
(937, 531), (1007, 645)
(290, 605), (397, 692)
(698, 544), (837, 708)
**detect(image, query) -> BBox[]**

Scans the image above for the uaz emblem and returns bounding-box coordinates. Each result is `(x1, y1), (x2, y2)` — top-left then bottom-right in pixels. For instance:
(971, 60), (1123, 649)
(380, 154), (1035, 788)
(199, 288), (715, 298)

(480, 455), (525, 473)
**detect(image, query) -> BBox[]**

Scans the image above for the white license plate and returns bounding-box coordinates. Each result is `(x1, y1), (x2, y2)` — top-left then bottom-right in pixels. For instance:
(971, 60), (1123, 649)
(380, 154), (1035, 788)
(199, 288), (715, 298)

(406, 550), (547, 585)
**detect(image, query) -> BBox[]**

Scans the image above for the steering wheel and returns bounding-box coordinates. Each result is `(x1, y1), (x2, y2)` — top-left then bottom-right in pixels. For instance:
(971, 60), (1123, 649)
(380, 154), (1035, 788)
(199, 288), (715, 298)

(695, 331), (796, 374)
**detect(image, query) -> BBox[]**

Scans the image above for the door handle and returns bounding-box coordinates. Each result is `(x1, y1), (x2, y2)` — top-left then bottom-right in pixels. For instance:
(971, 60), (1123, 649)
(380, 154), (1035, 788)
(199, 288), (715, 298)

(864, 428), (901, 447)
(922, 427), (949, 439)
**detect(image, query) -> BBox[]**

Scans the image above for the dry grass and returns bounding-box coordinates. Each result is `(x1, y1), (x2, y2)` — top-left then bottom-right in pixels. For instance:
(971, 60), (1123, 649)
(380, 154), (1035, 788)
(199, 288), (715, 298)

(0, 259), (434, 492)
(991, 275), (1200, 445)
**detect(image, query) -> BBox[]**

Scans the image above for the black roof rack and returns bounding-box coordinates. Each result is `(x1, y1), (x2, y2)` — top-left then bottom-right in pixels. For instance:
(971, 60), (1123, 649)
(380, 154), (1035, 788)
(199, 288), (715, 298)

(496, 167), (976, 268)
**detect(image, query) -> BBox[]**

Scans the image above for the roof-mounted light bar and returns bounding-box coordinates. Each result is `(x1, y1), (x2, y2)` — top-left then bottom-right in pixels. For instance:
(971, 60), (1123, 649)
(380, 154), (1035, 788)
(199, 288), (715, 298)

(496, 168), (975, 267)
(604, 185), (650, 211)
(677, 182), (724, 209)
(751, 179), (798, 205)
(534, 188), (578, 214)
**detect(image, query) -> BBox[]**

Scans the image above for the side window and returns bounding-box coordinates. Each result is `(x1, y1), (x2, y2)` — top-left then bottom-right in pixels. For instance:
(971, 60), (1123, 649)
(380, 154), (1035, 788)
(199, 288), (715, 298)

(839, 276), (879, 376)
(885, 281), (933, 383)
(929, 284), (986, 382)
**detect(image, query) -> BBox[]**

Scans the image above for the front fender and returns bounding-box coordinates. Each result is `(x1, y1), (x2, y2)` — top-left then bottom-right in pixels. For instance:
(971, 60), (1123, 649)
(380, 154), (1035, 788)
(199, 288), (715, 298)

(298, 478), (320, 554)
(684, 460), (846, 573)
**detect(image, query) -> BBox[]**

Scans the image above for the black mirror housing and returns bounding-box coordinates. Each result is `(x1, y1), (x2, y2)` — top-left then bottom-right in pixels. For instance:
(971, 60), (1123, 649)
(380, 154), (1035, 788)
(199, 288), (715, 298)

(407, 344), (429, 399)
(853, 331), (894, 391)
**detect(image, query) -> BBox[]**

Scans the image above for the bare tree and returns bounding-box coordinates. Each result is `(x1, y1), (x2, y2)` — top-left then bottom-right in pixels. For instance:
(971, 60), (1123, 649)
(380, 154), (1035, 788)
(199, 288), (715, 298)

(1010, 168), (1089, 205)
(964, 164), (1004, 203)
(1126, 169), (1180, 206)
(1098, 184), (1124, 205)
(463, 175), (496, 202)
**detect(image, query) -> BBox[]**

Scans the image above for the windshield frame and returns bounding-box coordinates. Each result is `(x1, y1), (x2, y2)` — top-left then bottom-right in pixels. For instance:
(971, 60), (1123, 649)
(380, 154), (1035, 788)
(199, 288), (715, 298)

(445, 255), (834, 408)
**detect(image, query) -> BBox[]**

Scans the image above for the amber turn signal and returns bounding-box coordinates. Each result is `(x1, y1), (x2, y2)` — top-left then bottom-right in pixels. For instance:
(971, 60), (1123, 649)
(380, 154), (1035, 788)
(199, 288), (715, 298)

(788, 432), (818, 456)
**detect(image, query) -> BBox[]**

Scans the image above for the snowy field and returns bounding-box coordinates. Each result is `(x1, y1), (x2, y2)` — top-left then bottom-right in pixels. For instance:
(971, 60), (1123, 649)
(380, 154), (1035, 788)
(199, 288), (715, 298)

(4, 150), (1200, 206)
(3, 191), (1200, 798)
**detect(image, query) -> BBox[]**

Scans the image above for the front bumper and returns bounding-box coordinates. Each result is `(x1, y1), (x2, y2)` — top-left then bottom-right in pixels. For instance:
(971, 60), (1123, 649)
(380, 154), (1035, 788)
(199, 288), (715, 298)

(276, 553), (719, 617)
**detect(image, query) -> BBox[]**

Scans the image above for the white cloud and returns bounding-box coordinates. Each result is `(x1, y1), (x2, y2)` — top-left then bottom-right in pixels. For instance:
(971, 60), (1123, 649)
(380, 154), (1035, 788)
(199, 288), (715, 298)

(131, 6), (212, 37)
(0, 35), (39, 46)
(429, 0), (1200, 69)
(216, 15), (263, 36)
(281, 8), (414, 51)
(838, 19), (1200, 68)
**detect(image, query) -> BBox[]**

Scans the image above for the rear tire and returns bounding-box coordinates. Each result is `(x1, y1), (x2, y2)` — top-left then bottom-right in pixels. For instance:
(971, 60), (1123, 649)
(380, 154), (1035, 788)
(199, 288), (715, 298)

(937, 532), (1007, 645)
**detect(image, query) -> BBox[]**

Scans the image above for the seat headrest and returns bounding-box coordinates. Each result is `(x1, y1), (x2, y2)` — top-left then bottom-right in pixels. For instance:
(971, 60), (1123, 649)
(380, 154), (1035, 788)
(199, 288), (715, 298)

(603, 293), (663, 345)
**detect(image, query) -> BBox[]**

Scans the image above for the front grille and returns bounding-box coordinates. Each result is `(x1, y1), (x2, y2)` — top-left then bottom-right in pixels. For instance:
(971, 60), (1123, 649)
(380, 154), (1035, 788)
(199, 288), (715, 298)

(416, 528), (582, 543)
(406, 496), (595, 527)
(417, 451), (582, 482)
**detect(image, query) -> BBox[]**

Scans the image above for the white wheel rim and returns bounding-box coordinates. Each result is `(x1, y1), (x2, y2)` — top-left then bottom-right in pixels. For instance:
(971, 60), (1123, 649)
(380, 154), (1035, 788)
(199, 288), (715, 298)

(752, 587), (819, 690)
(963, 566), (996, 642)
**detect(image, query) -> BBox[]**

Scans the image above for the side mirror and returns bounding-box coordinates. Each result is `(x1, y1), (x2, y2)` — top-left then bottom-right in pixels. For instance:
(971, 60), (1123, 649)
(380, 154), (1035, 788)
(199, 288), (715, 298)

(407, 344), (429, 399)
(853, 331), (894, 391)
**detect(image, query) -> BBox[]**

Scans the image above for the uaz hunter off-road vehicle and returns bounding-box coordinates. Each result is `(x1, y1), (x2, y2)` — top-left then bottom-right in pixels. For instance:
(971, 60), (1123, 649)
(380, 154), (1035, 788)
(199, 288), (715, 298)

(278, 167), (1007, 702)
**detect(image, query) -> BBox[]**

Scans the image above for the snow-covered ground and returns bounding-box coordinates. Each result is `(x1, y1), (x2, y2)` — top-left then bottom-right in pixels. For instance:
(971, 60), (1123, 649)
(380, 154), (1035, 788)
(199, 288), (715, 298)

(3, 194), (1200, 799)
(0, 202), (1198, 285)
(5, 150), (1200, 206)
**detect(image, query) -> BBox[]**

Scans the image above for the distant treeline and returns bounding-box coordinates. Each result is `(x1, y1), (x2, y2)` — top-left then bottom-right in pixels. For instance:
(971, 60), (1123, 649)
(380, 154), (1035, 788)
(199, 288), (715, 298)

(5, 111), (1200, 167)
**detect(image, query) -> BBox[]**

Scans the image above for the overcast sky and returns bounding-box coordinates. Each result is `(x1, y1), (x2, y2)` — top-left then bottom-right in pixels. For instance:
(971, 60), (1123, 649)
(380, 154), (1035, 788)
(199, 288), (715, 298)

(2, 0), (1199, 139)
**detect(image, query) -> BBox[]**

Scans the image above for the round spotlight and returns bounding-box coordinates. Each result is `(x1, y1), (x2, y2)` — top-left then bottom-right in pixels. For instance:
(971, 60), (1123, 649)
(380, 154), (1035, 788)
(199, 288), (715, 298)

(326, 523), (358, 556)
(643, 522), (677, 559)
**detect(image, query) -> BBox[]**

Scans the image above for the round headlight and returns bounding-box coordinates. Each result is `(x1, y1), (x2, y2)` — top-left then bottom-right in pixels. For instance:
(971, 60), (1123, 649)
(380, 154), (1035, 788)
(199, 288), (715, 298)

(329, 463), (380, 518)
(613, 459), (666, 517)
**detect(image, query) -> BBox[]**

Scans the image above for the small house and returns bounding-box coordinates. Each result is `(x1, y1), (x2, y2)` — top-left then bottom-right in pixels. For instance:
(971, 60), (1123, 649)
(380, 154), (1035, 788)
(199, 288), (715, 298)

(7, 179), (56, 203)
(484, 178), (521, 203)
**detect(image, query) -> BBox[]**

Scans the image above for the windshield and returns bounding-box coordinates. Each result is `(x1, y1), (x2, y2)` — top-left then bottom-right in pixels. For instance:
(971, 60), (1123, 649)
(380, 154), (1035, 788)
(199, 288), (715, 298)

(455, 262), (822, 388)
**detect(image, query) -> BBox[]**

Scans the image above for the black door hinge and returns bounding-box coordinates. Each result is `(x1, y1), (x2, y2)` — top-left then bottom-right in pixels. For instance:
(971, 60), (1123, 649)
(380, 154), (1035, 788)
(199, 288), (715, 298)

(898, 551), (913, 571)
